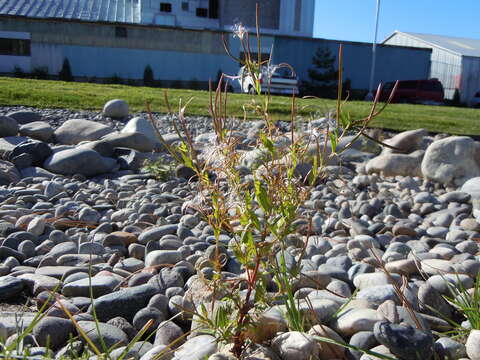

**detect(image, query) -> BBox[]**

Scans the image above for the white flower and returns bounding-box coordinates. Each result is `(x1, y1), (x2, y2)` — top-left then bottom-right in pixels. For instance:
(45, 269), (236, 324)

(232, 23), (247, 40)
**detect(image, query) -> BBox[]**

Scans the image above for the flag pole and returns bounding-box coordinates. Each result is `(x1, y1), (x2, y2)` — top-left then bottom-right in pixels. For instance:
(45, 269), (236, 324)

(366, 0), (381, 100)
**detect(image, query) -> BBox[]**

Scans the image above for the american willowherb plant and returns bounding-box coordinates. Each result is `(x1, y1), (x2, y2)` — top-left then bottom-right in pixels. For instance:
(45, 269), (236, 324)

(144, 4), (399, 358)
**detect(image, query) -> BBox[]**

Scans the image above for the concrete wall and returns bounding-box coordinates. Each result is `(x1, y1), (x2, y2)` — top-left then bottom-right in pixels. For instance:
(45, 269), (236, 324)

(0, 17), (226, 54)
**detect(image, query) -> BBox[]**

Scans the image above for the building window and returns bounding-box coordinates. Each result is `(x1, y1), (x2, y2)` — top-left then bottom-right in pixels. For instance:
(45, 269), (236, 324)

(240, 52), (270, 63)
(160, 3), (172, 12)
(196, 7), (208, 17)
(181, 2), (189, 11)
(294, 0), (302, 31)
(208, 0), (219, 18)
(115, 26), (127, 38)
(0, 38), (31, 56)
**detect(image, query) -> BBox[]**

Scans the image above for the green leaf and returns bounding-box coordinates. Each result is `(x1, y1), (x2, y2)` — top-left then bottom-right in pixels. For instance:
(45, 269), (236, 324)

(308, 154), (319, 185)
(240, 225), (253, 246)
(178, 142), (194, 169)
(329, 131), (337, 154)
(259, 132), (275, 156)
(254, 178), (272, 213)
(340, 110), (351, 129)
(214, 305), (229, 329)
(276, 216), (286, 231)
(200, 303), (208, 318)
(254, 277), (267, 304)
(311, 336), (397, 360)
(241, 210), (259, 232)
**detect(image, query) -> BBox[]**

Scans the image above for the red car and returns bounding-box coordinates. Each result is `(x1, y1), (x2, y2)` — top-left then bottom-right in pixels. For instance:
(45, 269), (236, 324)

(378, 79), (444, 105)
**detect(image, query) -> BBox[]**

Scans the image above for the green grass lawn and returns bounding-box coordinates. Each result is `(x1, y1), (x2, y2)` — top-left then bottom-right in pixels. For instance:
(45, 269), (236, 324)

(1, 76), (479, 135)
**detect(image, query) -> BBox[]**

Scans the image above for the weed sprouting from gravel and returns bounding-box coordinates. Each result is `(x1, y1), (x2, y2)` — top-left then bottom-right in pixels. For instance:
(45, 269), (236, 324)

(144, 5), (399, 358)
(0, 6), (405, 360)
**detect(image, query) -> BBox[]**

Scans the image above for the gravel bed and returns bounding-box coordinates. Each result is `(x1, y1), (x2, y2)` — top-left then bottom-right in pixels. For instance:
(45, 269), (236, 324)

(0, 103), (479, 360)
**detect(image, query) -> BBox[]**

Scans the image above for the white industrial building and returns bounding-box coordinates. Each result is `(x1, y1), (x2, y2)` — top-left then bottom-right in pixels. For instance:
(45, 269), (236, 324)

(383, 31), (480, 103)
(141, 0), (316, 37)
(0, 0), (315, 38)
(0, 0), (315, 77)
(0, 1), (432, 92)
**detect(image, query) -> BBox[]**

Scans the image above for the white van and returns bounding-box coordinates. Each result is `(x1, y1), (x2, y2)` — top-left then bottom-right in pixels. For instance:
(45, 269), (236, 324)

(236, 65), (299, 96)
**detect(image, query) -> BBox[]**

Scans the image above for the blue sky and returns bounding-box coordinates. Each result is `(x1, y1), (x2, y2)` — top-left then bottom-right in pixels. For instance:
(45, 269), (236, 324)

(313, 0), (480, 43)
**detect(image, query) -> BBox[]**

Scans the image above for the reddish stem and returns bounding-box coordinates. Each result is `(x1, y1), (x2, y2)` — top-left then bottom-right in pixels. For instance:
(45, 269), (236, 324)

(231, 256), (261, 357)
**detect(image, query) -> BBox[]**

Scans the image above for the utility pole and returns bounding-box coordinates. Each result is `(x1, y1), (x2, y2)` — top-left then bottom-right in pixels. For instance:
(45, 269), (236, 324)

(366, 0), (381, 100)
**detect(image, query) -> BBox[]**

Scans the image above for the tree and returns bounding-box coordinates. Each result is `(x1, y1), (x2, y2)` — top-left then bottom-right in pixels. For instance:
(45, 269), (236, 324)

(59, 58), (73, 82)
(301, 47), (338, 98)
(143, 65), (154, 86)
(451, 88), (466, 107)
(343, 77), (352, 98)
(13, 66), (26, 78)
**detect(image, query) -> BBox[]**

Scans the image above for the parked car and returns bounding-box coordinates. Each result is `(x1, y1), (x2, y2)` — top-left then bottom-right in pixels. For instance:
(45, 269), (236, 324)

(469, 90), (480, 108)
(377, 79), (444, 105)
(236, 65), (299, 96)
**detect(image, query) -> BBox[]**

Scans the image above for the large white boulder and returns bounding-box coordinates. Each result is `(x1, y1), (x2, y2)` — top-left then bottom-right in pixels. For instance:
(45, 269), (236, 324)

(54, 119), (115, 145)
(6, 110), (42, 124)
(365, 150), (424, 177)
(382, 128), (429, 153)
(466, 330), (480, 360)
(0, 116), (19, 137)
(461, 177), (480, 221)
(19, 121), (54, 142)
(121, 117), (158, 143)
(44, 148), (117, 177)
(271, 331), (319, 360)
(0, 160), (21, 185)
(100, 132), (157, 152)
(103, 99), (129, 118)
(421, 136), (480, 186)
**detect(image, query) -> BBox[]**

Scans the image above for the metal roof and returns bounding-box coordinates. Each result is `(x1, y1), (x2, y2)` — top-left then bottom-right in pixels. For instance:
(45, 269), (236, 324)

(0, 0), (141, 24)
(383, 31), (480, 58)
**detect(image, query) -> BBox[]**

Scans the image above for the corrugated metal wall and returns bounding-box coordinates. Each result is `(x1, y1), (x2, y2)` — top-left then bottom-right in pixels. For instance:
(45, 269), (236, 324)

(384, 33), (463, 100)
(461, 56), (480, 104)
(0, 55), (31, 73)
(0, 17), (431, 91)
(61, 45), (236, 81)
(0, 0), (142, 23)
(26, 41), (237, 82)
(38, 33), (273, 81)
(274, 37), (431, 91)
(430, 51), (462, 100)
(31, 43), (63, 73)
